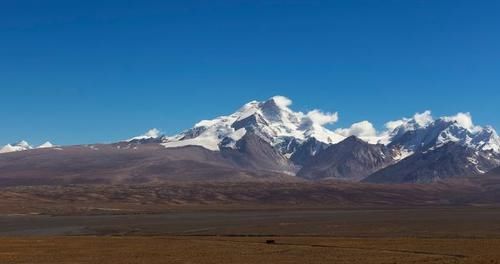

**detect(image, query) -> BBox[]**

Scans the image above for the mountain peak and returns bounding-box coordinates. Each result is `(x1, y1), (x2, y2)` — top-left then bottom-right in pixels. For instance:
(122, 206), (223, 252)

(16, 140), (31, 148)
(162, 96), (345, 152)
(158, 96), (499, 161)
(387, 111), (500, 155)
(344, 135), (365, 142)
(0, 140), (33, 154)
(37, 141), (55, 149)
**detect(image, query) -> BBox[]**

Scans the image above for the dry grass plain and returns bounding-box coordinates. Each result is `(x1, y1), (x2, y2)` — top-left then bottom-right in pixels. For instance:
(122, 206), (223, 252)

(0, 207), (500, 263)
(1, 182), (500, 263)
(0, 236), (499, 264)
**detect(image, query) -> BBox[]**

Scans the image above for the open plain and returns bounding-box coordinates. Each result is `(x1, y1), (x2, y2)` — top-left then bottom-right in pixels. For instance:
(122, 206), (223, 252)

(0, 182), (499, 263)
(1, 236), (500, 264)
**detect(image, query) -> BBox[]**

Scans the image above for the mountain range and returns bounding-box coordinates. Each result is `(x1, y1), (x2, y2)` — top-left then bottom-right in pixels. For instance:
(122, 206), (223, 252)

(1, 96), (499, 186)
(0, 141), (56, 154)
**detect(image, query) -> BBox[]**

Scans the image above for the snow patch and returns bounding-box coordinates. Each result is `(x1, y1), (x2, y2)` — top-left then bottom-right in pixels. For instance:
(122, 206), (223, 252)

(162, 136), (221, 151)
(37, 141), (55, 149)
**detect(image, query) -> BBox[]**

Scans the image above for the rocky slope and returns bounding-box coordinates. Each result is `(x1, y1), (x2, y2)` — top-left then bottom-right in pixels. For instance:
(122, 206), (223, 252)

(298, 136), (395, 180)
(364, 143), (500, 183)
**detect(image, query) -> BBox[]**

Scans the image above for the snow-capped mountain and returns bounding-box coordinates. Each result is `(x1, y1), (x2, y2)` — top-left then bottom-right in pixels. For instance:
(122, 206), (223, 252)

(387, 111), (500, 155)
(2, 95), (499, 184)
(0, 140), (33, 154)
(37, 141), (56, 149)
(365, 142), (500, 183)
(351, 111), (500, 182)
(159, 96), (346, 153)
(143, 96), (499, 161)
(0, 140), (58, 154)
(123, 96), (500, 182)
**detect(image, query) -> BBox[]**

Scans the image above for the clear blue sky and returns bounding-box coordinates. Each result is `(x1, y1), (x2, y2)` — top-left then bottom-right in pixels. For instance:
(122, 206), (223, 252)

(1, 0), (499, 145)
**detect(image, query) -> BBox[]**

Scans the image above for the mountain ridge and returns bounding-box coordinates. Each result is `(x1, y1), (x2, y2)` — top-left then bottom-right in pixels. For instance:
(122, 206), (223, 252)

(1, 95), (499, 184)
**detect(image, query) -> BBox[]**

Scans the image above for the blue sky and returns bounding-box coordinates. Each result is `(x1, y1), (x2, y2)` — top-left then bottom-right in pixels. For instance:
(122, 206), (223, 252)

(1, 0), (499, 145)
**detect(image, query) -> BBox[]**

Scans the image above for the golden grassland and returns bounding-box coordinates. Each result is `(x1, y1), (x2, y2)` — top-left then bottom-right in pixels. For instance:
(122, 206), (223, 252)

(1, 181), (500, 263)
(0, 236), (499, 264)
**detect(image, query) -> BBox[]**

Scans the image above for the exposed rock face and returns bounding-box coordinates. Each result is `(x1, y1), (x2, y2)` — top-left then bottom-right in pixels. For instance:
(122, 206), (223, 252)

(297, 136), (395, 181)
(221, 132), (297, 174)
(486, 166), (500, 177)
(290, 138), (329, 166)
(364, 143), (500, 184)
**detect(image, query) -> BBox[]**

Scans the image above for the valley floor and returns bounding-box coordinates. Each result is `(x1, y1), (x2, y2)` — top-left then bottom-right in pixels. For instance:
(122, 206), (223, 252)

(1, 182), (500, 263)
(0, 207), (500, 263)
(0, 236), (499, 264)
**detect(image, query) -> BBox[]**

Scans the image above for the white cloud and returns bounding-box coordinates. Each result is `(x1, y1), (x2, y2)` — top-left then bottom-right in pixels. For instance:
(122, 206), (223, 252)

(335, 121), (377, 138)
(128, 128), (162, 141)
(334, 111), (434, 144)
(385, 119), (406, 131)
(443, 112), (481, 132)
(143, 128), (161, 138)
(271, 95), (293, 108)
(317, 107), (490, 146)
(306, 109), (339, 126)
(413, 110), (433, 127)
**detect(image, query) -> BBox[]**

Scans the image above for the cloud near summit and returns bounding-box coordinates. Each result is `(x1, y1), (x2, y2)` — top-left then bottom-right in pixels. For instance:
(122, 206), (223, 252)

(306, 110), (339, 126)
(271, 95), (339, 126)
(271, 95), (293, 108)
(270, 96), (488, 139)
(335, 121), (377, 138)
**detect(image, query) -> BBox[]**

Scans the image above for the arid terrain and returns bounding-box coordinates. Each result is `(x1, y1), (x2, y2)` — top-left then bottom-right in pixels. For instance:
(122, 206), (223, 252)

(0, 181), (499, 263)
(0, 176), (499, 215)
(1, 236), (500, 264)
(1, 206), (500, 263)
